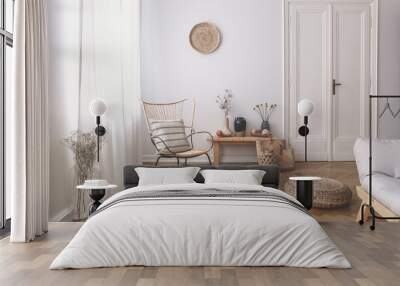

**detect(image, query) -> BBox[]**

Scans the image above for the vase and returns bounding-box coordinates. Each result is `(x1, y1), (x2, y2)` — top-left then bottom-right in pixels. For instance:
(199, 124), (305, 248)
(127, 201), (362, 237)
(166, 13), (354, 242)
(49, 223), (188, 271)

(261, 120), (271, 132)
(234, 117), (246, 136)
(222, 116), (233, 136)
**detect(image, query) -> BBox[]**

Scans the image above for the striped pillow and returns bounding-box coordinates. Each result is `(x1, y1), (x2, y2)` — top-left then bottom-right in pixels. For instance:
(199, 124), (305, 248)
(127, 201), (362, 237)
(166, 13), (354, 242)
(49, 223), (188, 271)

(150, 119), (192, 154)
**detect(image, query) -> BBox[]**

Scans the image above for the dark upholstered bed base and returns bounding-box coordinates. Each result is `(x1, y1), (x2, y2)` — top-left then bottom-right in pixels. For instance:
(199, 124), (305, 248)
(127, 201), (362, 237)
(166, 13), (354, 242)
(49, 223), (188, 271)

(123, 165), (280, 189)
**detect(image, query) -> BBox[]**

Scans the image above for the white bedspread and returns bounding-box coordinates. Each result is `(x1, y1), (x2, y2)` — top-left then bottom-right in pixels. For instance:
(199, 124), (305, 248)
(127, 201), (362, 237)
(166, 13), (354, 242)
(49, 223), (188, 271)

(50, 183), (350, 269)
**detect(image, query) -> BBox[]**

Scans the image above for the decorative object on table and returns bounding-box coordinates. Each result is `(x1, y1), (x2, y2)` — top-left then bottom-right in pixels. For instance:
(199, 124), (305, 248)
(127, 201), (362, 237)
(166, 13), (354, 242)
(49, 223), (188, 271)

(216, 89), (233, 136)
(297, 99), (314, 162)
(64, 131), (98, 219)
(288, 177), (321, 210)
(89, 98), (107, 162)
(141, 98), (213, 166)
(215, 130), (231, 137)
(285, 177), (352, 209)
(77, 181), (117, 215)
(253, 103), (277, 133)
(256, 140), (283, 166)
(234, 117), (247, 136)
(189, 22), (221, 54)
(250, 128), (271, 138)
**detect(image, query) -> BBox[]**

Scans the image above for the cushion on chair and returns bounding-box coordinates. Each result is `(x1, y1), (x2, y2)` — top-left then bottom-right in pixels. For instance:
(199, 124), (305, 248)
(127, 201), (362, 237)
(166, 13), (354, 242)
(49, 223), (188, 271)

(150, 119), (192, 154)
(175, 149), (208, 158)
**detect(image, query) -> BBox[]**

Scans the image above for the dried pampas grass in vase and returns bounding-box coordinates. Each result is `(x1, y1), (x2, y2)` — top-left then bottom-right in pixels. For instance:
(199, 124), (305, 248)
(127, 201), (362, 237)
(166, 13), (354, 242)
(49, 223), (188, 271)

(64, 131), (99, 220)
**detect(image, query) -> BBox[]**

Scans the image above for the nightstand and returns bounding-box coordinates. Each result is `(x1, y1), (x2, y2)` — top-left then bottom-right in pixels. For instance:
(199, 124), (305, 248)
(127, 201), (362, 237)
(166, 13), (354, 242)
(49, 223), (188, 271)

(77, 184), (117, 215)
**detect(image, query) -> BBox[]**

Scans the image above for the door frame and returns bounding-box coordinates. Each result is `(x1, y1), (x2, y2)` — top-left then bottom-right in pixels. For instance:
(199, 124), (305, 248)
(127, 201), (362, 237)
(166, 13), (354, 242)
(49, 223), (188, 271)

(283, 0), (379, 161)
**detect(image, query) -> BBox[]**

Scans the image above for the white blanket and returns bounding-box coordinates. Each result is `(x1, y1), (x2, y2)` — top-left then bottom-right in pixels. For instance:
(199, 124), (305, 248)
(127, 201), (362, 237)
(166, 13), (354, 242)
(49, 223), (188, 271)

(50, 183), (350, 269)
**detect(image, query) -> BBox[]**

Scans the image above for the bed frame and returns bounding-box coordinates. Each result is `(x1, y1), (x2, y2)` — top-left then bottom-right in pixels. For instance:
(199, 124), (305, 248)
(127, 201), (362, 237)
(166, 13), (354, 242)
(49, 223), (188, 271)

(123, 165), (280, 189)
(356, 186), (398, 223)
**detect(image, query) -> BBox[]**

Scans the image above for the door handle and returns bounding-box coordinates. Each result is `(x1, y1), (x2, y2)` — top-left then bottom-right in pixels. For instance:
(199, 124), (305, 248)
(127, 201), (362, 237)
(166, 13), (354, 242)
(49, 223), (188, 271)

(333, 79), (342, 95)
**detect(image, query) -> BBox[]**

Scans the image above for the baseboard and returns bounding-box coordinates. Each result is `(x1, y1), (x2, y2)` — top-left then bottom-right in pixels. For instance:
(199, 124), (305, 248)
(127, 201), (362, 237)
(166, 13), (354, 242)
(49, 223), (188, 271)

(294, 152), (329, 162)
(294, 151), (356, 162)
(49, 205), (74, 222)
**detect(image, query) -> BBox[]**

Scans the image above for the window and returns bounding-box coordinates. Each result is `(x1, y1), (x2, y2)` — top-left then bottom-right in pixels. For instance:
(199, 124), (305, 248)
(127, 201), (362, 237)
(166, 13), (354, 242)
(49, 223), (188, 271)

(0, 0), (14, 231)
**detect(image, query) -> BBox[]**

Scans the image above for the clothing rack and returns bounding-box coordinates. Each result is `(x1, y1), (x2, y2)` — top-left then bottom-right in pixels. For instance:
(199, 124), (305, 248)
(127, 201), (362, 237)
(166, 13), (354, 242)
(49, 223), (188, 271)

(359, 95), (400, 230)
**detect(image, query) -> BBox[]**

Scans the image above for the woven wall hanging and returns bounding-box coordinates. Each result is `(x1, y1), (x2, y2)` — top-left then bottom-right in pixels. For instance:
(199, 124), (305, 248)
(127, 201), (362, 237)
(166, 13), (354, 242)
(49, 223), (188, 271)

(189, 22), (221, 54)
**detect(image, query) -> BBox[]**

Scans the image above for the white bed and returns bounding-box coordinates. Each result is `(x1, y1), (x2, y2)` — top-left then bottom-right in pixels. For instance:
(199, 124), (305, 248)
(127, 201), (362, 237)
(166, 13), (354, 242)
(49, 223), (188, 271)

(50, 183), (350, 269)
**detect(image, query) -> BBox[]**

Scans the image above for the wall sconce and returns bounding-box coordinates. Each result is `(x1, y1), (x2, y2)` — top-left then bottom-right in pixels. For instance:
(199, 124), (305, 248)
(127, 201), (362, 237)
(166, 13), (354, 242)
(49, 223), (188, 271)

(298, 99), (314, 162)
(89, 98), (107, 162)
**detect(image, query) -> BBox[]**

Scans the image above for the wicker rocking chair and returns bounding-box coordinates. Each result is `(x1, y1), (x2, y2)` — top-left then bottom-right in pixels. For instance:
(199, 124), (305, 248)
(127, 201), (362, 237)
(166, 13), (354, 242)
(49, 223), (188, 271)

(141, 98), (213, 166)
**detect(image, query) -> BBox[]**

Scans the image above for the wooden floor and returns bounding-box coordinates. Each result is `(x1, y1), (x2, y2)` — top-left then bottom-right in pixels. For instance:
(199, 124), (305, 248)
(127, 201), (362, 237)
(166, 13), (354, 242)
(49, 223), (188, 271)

(1, 162), (399, 286)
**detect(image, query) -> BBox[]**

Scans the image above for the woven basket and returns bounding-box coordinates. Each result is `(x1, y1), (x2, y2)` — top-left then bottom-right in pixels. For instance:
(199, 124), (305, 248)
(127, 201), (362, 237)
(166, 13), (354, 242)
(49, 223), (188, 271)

(256, 140), (283, 166)
(257, 151), (279, 165)
(284, 178), (352, 209)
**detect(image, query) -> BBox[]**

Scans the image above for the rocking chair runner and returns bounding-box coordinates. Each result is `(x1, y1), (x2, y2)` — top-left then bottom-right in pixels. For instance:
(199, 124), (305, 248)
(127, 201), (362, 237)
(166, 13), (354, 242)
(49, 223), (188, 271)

(141, 98), (213, 166)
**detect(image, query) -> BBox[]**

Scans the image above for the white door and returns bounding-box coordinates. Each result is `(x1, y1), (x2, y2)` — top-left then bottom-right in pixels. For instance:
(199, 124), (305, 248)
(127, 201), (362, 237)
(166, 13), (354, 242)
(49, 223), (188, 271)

(288, 3), (331, 161)
(288, 1), (374, 161)
(331, 3), (370, 160)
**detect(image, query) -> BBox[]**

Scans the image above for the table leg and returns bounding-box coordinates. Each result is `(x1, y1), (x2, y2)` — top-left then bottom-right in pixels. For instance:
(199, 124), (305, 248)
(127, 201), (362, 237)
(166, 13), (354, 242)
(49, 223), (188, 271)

(89, 189), (105, 215)
(213, 142), (221, 166)
(296, 181), (313, 210)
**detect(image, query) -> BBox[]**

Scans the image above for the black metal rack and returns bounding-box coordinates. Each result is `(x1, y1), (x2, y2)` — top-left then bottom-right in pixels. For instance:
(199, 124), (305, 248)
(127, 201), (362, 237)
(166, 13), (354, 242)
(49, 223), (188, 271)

(359, 95), (400, 230)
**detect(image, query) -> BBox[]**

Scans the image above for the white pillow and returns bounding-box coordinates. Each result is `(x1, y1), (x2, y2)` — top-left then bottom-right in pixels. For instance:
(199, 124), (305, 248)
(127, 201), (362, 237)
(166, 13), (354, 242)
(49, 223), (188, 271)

(200, 170), (266, 185)
(135, 167), (200, 186)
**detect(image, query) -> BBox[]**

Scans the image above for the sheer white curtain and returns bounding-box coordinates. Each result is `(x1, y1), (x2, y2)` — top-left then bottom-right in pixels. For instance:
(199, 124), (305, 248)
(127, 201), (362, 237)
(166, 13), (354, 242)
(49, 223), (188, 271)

(78, 0), (142, 186)
(10, 0), (49, 242)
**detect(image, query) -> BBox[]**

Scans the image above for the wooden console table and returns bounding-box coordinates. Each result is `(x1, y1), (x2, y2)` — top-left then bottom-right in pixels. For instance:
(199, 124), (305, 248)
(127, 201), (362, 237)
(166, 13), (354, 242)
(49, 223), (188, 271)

(211, 136), (285, 166)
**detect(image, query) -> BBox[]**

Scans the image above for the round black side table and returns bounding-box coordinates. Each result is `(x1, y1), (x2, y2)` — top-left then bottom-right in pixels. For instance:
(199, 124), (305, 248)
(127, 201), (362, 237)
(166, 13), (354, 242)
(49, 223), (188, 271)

(77, 184), (117, 215)
(289, 177), (321, 210)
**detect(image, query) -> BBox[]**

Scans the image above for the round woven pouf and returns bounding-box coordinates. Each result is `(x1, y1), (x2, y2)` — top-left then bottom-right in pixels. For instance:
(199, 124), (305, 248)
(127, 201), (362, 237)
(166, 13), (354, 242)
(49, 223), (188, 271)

(284, 177), (352, 209)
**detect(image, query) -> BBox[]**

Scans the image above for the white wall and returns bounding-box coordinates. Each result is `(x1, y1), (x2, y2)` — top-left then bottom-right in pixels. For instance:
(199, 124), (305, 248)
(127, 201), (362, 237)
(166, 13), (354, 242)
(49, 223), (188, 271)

(47, 0), (81, 221)
(378, 0), (400, 138)
(141, 0), (284, 163)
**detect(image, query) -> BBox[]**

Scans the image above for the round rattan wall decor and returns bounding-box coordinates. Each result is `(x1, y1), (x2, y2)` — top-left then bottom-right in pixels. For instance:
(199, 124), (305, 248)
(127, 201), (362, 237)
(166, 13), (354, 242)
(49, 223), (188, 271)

(189, 22), (221, 54)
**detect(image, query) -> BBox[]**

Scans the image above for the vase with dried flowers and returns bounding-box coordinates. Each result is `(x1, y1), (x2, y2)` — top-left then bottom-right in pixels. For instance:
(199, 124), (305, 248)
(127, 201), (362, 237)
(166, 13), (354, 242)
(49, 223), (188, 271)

(64, 131), (99, 219)
(253, 103), (277, 133)
(216, 89), (233, 136)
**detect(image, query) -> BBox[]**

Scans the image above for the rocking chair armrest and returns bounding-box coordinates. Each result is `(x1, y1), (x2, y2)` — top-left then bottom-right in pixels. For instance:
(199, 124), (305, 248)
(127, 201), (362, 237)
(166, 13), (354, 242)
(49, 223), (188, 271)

(182, 126), (196, 146)
(150, 135), (176, 155)
(185, 131), (214, 152)
(183, 126), (196, 133)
